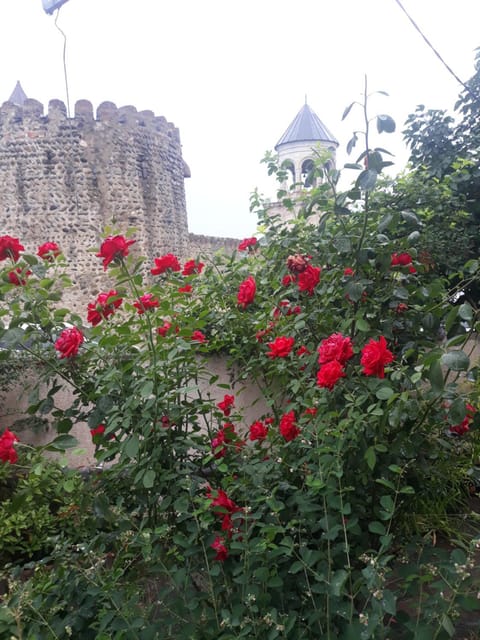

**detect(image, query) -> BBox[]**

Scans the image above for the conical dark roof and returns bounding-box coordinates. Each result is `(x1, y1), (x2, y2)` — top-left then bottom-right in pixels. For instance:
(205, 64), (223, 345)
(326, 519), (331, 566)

(8, 81), (28, 106)
(275, 103), (338, 150)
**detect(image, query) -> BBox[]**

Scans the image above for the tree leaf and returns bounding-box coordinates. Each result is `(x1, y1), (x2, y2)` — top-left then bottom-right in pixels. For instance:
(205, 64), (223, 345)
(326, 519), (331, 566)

(356, 169), (378, 191)
(440, 350), (470, 371)
(143, 470), (156, 489)
(342, 102), (355, 121)
(428, 360), (444, 393)
(365, 446), (376, 470)
(376, 114), (396, 133)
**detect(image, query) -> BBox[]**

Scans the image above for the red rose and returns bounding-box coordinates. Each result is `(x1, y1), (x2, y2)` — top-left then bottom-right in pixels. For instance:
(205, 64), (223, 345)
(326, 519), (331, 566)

(304, 407), (317, 417)
(217, 394), (235, 416)
(210, 488), (239, 514)
(0, 428), (19, 464)
(449, 403), (476, 436)
(133, 293), (159, 314)
(318, 333), (354, 365)
(249, 420), (268, 441)
(267, 336), (295, 358)
(90, 424), (106, 439)
(0, 236), (24, 262)
(238, 237), (257, 251)
(297, 265), (321, 295)
(96, 235), (135, 270)
(54, 327), (84, 359)
(282, 274), (296, 286)
(178, 284), (192, 294)
(296, 345), (311, 357)
(317, 360), (346, 390)
(237, 275), (256, 308)
(191, 330), (207, 343)
(344, 267), (354, 276)
(287, 254), (309, 273)
(157, 321), (172, 337)
(279, 410), (300, 442)
(391, 252), (413, 267)
(360, 336), (394, 378)
(151, 253), (181, 275)
(395, 303), (408, 314)
(211, 536), (228, 561)
(182, 259), (204, 275)
(87, 290), (122, 326)
(8, 267), (32, 286)
(264, 417), (274, 425)
(37, 242), (61, 260)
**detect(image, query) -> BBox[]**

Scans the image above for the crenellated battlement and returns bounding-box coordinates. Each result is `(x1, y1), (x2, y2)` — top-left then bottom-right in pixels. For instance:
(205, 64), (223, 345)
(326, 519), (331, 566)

(0, 98), (180, 141)
(0, 96), (191, 310)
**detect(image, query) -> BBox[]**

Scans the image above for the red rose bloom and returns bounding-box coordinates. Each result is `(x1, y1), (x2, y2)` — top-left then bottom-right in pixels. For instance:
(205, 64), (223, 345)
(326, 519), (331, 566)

(287, 254), (309, 273)
(249, 420), (268, 441)
(151, 253), (181, 275)
(8, 267), (32, 286)
(267, 336), (295, 358)
(450, 403), (476, 436)
(282, 274), (296, 286)
(217, 394), (235, 416)
(391, 252), (413, 267)
(304, 407), (318, 417)
(264, 417), (274, 425)
(191, 330), (207, 343)
(96, 235), (135, 270)
(0, 428), (19, 464)
(317, 360), (346, 390)
(238, 237), (257, 251)
(0, 236), (24, 262)
(296, 345), (311, 357)
(157, 321), (172, 337)
(395, 303), (408, 314)
(182, 259), (204, 275)
(360, 336), (394, 378)
(87, 290), (122, 326)
(279, 411), (300, 442)
(318, 333), (354, 365)
(178, 284), (192, 294)
(90, 424), (106, 439)
(297, 265), (321, 295)
(133, 293), (159, 314)
(211, 536), (228, 561)
(37, 242), (61, 260)
(237, 275), (256, 308)
(54, 327), (84, 359)
(344, 267), (354, 276)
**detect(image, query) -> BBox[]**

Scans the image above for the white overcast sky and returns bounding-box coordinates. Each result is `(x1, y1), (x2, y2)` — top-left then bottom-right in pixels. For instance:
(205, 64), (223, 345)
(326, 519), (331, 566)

(1, 1), (479, 239)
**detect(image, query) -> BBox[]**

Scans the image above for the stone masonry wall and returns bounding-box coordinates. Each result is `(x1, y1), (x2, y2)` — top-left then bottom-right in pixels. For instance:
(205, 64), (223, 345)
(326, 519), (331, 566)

(0, 97), (195, 307)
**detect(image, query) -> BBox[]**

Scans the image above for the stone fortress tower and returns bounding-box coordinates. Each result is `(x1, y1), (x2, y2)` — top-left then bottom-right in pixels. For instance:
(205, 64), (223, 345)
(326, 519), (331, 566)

(0, 83), (235, 305)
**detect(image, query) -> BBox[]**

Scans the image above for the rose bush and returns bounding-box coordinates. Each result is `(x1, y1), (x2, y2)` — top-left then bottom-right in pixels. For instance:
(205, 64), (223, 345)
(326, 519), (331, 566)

(0, 88), (479, 639)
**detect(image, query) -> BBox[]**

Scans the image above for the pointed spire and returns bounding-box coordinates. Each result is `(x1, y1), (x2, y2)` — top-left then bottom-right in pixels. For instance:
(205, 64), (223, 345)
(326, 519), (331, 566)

(275, 103), (338, 150)
(8, 81), (28, 106)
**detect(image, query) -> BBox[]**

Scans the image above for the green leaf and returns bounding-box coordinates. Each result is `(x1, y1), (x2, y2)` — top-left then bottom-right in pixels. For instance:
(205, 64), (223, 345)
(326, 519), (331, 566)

(333, 236), (352, 253)
(356, 169), (378, 191)
(376, 114), (396, 133)
(441, 613), (455, 637)
(428, 360), (444, 393)
(45, 434), (78, 451)
(143, 470), (156, 489)
(378, 213), (393, 232)
(329, 569), (348, 596)
(448, 398), (466, 425)
(440, 350), (470, 371)
(365, 446), (376, 470)
(368, 521), (386, 535)
(140, 380), (154, 398)
(401, 210), (421, 226)
(458, 302), (473, 321)
(125, 434), (140, 459)
(376, 386), (394, 400)
(407, 230), (420, 245)
(346, 133), (358, 155)
(342, 102), (355, 121)
(381, 589), (397, 616)
(355, 318), (370, 332)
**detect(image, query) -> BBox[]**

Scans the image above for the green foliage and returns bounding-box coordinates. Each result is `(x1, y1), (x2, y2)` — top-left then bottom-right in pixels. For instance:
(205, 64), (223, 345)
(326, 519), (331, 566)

(0, 82), (479, 639)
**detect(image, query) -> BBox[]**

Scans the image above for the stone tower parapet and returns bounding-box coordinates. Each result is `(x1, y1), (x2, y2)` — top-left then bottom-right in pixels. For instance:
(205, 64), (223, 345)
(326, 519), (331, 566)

(0, 97), (191, 306)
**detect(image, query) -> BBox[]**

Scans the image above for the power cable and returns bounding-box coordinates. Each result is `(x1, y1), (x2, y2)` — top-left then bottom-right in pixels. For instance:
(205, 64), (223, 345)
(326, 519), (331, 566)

(393, 0), (480, 104)
(54, 7), (71, 117)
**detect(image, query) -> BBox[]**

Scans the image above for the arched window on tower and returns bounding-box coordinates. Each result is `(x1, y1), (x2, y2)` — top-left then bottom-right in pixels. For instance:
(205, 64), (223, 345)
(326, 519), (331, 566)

(282, 160), (295, 185)
(301, 159), (315, 188)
